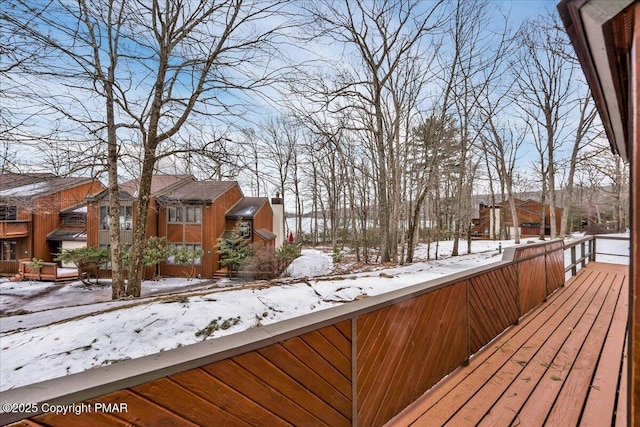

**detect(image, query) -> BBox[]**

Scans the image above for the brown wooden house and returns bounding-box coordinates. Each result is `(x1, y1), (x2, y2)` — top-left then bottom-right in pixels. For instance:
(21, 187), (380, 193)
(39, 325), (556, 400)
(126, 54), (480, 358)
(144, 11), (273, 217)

(86, 175), (275, 278)
(0, 173), (104, 275)
(472, 198), (564, 239)
(224, 197), (277, 247)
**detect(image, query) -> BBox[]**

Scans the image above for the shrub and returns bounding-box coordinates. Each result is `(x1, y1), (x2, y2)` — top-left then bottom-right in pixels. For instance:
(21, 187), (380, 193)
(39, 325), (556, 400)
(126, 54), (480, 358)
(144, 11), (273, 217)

(169, 245), (204, 280)
(241, 246), (278, 280)
(55, 247), (110, 285)
(277, 244), (301, 264)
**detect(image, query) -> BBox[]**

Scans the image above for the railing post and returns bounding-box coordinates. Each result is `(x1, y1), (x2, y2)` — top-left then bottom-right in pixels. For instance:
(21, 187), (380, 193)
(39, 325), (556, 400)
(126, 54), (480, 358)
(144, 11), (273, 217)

(581, 241), (586, 269)
(571, 246), (577, 276)
(590, 238), (596, 262)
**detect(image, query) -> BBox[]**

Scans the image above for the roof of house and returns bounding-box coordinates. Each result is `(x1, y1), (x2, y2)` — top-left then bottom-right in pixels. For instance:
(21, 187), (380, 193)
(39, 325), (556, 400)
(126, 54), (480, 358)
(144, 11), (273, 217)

(119, 174), (196, 198)
(46, 228), (87, 242)
(226, 197), (269, 219)
(0, 173), (97, 202)
(254, 228), (276, 241)
(557, 0), (635, 160)
(158, 181), (239, 204)
(0, 173), (55, 189)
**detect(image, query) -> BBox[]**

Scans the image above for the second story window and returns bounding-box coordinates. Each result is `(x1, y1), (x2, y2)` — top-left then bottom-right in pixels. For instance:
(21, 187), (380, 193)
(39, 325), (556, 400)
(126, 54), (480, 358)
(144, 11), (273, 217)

(168, 206), (201, 223)
(120, 206), (132, 230)
(168, 206), (183, 223)
(185, 206), (201, 223)
(0, 206), (17, 221)
(99, 206), (109, 230)
(100, 205), (133, 230)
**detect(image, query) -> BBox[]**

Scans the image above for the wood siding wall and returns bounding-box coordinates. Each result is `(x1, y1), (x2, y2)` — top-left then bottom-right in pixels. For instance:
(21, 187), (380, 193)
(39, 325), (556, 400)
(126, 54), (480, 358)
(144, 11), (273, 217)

(6, 241), (565, 427)
(203, 186), (243, 276)
(252, 204), (273, 236)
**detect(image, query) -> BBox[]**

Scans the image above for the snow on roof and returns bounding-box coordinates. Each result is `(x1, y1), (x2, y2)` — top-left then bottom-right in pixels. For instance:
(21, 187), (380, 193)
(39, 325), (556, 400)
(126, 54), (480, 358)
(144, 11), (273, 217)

(0, 174), (96, 201)
(0, 181), (51, 198)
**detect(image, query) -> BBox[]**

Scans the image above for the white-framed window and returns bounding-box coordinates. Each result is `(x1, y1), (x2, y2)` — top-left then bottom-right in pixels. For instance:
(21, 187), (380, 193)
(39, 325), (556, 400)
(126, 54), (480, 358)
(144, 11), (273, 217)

(185, 206), (201, 223)
(168, 206), (183, 223)
(100, 205), (133, 230)
(168, 206), (201, 223)
(120, 206), (133, 230)
(240, 220), (252, 239)
(99, 206), (109, 230)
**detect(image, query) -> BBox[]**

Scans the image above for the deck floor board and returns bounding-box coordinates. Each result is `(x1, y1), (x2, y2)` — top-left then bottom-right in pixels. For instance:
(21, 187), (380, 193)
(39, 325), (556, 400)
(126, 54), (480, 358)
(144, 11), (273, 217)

(386, 262), (628, 427)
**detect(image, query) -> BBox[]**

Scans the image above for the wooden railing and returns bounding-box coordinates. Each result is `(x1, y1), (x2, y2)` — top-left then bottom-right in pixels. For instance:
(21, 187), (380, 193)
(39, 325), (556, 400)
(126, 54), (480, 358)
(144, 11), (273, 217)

(1, 240), (566, 427)
(564, 234), (630, 277)
(17, 260), (77, 282)
(0, 221), (29, 239)
(18, 259), (59, 281)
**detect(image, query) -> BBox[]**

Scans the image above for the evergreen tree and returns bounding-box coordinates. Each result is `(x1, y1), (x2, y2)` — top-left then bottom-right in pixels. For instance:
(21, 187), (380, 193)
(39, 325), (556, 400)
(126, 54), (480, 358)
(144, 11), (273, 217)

(217, 219), (254, 272)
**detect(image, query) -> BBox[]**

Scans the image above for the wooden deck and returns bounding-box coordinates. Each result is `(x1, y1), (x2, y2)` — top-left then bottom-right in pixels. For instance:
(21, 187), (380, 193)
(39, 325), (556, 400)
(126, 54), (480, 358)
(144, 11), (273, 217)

(387, 262), (629, 426)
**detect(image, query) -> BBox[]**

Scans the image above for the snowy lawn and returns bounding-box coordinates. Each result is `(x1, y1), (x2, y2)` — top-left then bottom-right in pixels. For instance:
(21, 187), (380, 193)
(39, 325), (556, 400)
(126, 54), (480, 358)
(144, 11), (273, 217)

(0, 236), (627, 391)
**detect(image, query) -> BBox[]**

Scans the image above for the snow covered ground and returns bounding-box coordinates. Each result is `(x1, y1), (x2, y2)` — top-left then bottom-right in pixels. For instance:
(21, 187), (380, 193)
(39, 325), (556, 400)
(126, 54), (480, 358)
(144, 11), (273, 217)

(0, 236), (629, 391)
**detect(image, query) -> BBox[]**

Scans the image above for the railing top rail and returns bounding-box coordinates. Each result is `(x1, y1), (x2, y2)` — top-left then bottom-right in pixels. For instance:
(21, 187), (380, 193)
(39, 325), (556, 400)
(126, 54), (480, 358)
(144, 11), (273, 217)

(563, 235), (594, 249)
(593, 234), (631, 241)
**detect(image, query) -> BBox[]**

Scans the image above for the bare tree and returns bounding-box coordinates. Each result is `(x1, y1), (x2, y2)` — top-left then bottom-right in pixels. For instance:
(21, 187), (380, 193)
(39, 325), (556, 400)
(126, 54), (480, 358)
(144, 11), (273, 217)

(514, 12), (576, 240)
(557, 91), (601, 237)
(300, 0), (446, 263)
(4, 0), (290, 298)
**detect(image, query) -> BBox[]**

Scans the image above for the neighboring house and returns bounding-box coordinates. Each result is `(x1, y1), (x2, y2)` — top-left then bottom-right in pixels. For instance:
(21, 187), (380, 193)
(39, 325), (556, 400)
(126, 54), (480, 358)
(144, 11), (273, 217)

(0, 173), (105, 275)
(471, 198), (563, 239)
(86, 174), (279, 278)
(223, 197), (277, 248)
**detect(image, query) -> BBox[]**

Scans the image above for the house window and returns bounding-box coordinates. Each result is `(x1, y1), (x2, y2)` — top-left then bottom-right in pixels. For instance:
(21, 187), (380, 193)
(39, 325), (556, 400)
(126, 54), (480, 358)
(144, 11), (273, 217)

(1, 241), (16, 261)
(167, 244), (202, 266)
(0, 206), (17, 221)
(100, 205), (133, 230)
(120, 206), (133, 230)
(168, 206), (201, 223)
(99, 206), (109, 230)
(240, 220), (252, 239)
(168, 207), (183, 223)
(185, 206), (201, 223)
